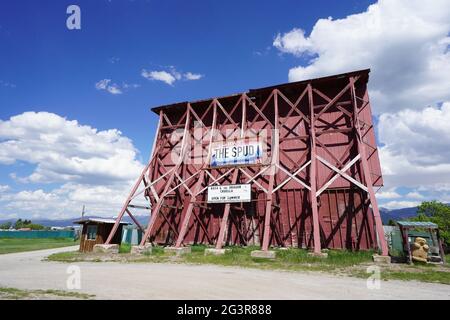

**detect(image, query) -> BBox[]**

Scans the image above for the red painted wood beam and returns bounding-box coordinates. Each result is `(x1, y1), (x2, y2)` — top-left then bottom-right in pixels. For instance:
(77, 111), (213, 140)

(308, 84), (322, 254)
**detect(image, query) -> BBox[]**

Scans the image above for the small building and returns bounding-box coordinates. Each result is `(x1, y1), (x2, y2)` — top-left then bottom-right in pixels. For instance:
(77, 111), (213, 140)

(396, 221), (446, 264)
(74, 218), (130, 252)
(121, 225), (143, 245)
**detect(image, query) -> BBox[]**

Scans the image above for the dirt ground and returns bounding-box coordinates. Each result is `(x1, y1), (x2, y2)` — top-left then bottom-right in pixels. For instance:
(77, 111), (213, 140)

(0, 246), (449, 300)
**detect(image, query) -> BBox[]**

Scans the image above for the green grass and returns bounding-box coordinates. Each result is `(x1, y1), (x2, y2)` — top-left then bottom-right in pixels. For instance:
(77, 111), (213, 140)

(182, 246), (374, 272)
(0, 287), (95, 300)
(353, 263), (450, 285)
(0, 238), (78, 254)
(46, 245), (450, 285)
(381, 270), (450, 284)
(119, 243), (131, 253)
(49, 244), (373, 272)
(350, 254), (450, 285)
(46, 251), (87, 262)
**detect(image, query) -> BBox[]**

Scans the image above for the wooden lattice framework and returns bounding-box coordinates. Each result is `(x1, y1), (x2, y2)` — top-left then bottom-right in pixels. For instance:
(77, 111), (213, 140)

(106, 69), (388, 256)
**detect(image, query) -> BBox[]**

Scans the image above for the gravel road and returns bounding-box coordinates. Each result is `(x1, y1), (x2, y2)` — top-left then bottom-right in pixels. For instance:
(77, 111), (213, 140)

(0, 246), (448, 299)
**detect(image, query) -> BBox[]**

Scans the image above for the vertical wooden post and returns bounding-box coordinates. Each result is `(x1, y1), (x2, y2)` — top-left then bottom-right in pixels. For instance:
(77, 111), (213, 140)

(139, 107), (191, 245)
(216, 95), (246, 249)
(350, 77), (388, 256)
(437, 229), (446, 263)
(308, 84), (322, 254)
(261, 89), (279, 251)
(215, 169), (239, 249)
(401, 227), (412, 264)
(175, 101), (217, 247)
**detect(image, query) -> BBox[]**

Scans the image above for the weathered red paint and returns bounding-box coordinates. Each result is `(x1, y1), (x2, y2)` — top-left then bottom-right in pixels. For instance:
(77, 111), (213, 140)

(106, 69), (388, 254)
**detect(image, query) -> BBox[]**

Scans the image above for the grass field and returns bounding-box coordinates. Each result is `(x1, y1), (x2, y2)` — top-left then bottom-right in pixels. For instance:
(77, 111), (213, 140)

(183, 245), (375, 272)
(48, 244), (450, 285)
(49, 244), (375, 272)
(114, 244), (376, 271)
(0, 238), (78, 254)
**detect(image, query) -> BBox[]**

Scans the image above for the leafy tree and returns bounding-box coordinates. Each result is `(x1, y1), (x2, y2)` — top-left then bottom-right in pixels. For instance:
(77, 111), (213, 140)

(13, 219), (45, 230)
(0, 221), (12, 229)
(411, 201), (450, 248)
(27, 223), (46, 230)
(387, 219), (397, 226)
(14, 219), (23, 229)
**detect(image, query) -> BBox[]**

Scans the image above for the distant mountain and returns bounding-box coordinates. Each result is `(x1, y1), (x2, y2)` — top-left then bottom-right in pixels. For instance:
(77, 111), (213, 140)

(0, 215), (150, 228)
(380, 206), (419, 224)
(0, 206), (428, 228)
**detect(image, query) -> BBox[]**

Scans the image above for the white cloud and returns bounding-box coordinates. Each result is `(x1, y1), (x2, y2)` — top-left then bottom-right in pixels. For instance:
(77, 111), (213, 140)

(273, 28), (313, 56)
(0, 180), (152, 219)
(376, 188), (401, 200)
(0, 112), (144, 184)
(405, 191), (425, 200)
(141, 67), (203, 85)
(0, 80), (16, 88)
(0, 183), (136, 219)
(418, 183), (450, 193)
(95, 79), (110, 90)
(380, 200), (421, 210)
(253, 46), (272, 57)
(273, 0), (450, 114)
(95, 79), (140, 95)
(95, 79), (122, 95)
(171, 69), (182, 81)
(106, 83), (122, 95)
(272, 0), (450, 209)
(379, 102), (450, 190)
(108, 57), (120, 64)
(142, 70), (177, 85)
(122, 82), (140, 89)
(0, 112), (148, 219)
(184, 72), (203, 81)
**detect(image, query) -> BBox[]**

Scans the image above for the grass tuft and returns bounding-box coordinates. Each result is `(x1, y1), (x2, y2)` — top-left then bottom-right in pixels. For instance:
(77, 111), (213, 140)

(119, 243), (131, 253)
(381, 271), (450, 284)
(0, 287), (95, 300)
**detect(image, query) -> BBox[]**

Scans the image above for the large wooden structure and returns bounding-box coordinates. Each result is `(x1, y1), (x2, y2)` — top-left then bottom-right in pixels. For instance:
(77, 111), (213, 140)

(106, 69), (388, 255)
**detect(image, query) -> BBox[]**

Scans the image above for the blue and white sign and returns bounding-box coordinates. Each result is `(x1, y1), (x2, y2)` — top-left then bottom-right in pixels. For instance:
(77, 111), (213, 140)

(210, 141), (263, 167)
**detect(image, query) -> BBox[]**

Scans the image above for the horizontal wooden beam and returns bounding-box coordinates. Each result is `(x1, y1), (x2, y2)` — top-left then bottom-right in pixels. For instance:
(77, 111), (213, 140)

(127, 204), (151, 210)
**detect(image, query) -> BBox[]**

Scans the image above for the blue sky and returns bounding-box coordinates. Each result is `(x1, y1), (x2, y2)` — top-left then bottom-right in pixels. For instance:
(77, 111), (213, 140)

(1, 0), (374, 154)
(1, 0), (450, 219)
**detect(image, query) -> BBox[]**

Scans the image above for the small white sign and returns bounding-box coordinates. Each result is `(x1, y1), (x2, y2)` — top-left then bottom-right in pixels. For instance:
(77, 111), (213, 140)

(207, 184), (251, 203)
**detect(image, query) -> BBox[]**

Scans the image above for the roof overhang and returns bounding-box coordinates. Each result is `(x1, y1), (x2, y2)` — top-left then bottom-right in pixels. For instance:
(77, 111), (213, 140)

(150, 69), (370, 115)
(73, 218), (131, 225)
(396, 221), (439, 229)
